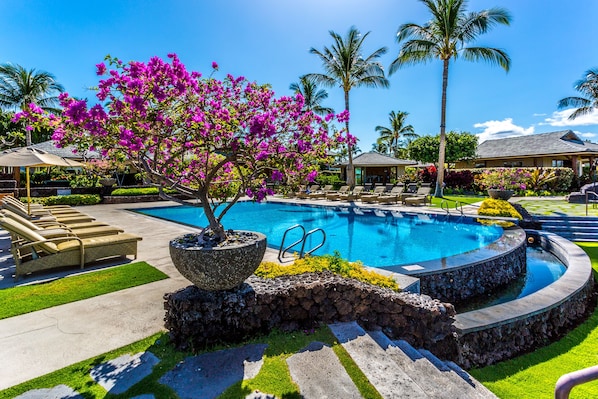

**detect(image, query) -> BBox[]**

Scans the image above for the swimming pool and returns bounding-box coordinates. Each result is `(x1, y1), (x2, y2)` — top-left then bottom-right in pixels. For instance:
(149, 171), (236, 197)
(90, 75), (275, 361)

(135, 201), (503, 268)
(456, 246), (567, 312)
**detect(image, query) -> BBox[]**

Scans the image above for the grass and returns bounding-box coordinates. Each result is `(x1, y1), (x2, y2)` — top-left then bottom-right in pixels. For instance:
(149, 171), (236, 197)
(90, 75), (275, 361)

(515, 198), (598, 217)
(0, 326), (381, 399)
(0, 262), (168, 319)
(470, 242), (598, 399)
(428, 194), (486, 208)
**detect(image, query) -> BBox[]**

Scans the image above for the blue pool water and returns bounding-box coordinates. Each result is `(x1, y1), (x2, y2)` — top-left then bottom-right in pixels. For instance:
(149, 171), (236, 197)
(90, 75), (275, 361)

(457, 246), (567, 311)
(136, 201), (503, 267)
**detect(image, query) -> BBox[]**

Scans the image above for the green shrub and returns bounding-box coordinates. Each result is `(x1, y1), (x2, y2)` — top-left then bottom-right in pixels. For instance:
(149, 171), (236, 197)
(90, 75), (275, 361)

(477, 198), (522, 227)
(315, 173), (344, 189)
(256, 251), (399, 291)
(110, 187), (178, 196)
(28, 194), (101, 206)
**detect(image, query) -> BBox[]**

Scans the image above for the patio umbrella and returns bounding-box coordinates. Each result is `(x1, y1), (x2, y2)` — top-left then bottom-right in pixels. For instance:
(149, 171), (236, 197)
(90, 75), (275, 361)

(0, 147), (83, 214)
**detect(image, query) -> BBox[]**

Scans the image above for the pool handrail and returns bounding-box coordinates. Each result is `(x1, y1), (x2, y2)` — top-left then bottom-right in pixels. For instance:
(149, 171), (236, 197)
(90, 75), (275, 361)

(278, 224), (306, 262)
(555, 365), (598, 399)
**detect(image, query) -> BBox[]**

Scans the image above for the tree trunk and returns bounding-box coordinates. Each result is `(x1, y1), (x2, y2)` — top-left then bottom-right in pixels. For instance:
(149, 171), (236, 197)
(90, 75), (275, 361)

(198, 190), (226, 240)
(435, 59), (449, 198)
(344, 91), (355, 186)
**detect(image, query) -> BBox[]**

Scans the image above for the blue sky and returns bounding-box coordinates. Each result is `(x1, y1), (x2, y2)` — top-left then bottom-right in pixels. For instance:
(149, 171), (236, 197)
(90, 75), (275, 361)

(3, 0), (598, 151)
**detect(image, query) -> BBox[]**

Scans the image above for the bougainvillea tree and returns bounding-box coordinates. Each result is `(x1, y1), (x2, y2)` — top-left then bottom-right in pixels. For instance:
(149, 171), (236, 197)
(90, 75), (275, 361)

(16, 54), (350, 242)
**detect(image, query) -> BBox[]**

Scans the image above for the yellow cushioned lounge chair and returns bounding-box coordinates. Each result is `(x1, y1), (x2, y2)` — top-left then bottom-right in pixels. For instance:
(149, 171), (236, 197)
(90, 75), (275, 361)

(325, 185), (350, 201)
(377, 185), (405, 204)
(360, 186), (387, 203)
(1, 200), (95, 224)
(0, 217), (142, 280)
(1, 209), (124, 239)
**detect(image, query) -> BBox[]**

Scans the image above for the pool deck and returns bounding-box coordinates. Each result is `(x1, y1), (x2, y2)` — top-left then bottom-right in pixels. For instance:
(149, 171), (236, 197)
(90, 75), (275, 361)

(0, 198), (481, 390)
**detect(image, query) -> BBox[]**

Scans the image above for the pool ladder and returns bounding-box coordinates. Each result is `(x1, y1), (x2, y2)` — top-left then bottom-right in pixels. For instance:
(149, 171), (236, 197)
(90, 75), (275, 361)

(278, 224), (326, 262)
(441, 199), (465, 221)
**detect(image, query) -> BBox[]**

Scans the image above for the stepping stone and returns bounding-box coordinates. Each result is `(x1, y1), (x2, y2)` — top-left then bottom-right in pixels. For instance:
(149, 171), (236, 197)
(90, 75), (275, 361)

(287, 341), (361, 399)
(90, 351), (159, 395)
(14, 384), (83, 399)
(245, 391), (278, 398)
(159, 343), (268, 399)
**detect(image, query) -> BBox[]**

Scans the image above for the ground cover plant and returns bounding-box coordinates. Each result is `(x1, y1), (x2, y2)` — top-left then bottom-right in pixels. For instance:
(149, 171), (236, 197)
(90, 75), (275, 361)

(257, 250), (399, 291)
(109, 187), (178, 196)
(470, 242), (598, 399)
(0, 262), (167, 319)
(26, 194), (101, 206)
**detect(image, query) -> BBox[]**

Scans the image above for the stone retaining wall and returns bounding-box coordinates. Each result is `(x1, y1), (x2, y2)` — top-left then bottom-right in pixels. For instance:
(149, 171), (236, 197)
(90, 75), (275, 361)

(164, 271), (457, 357)
(453, 231), (596, 368)
(418, 230), (527, 303)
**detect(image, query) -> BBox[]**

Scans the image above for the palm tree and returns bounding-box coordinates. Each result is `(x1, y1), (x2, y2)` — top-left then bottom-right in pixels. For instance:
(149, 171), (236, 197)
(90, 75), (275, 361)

(375, 110), (418, 158)
(558, 68), (598, 120)
(371, 140), (389, 154)
(0, 63), (64, 145)
(289, 76), (334, 116)
(307, 26), (390, 186)
(389, 0), (511, 197)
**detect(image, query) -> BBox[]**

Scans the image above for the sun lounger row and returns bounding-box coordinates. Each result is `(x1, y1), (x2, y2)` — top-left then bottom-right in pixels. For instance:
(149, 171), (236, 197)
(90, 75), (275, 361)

(0, 197), (142, 280)
(291, 183), (432, 205)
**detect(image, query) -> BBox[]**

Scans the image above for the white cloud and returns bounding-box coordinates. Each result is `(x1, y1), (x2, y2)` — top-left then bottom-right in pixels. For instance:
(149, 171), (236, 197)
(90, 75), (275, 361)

(575, 130), (597, 140)
(533, 113), (547, 117)
(543, 108), (598, 127)
(473, 118), (535, 143)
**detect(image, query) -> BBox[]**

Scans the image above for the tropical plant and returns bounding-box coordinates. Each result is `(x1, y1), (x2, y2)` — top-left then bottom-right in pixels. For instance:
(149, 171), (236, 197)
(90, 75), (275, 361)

(289, 76), (334, 116)
(479, 168), (530, 193)
(371, 141), (389, 154)
(389, 0), (511, 197)
(408, 131), (478, 164)
(16, 54), (348, 242)
(558, 68), (598, 120)
(374, 110), (418, 158)
(307, 26), (390, 186)
(0, 63), (65, 145)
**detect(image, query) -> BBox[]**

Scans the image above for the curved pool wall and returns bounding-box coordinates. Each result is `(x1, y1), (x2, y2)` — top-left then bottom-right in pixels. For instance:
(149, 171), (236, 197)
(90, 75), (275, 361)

(452, 230), (596, 369)
(387, 226), (527, 303)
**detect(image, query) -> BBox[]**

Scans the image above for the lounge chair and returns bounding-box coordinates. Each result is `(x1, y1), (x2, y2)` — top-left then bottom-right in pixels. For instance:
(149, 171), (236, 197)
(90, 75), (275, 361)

(360, 186), (387, 203)
(339, 186), (365, 201)
(403, 185), (433, 206)
(377, 185), (405, 204)
(1, 209), (124, 239)
(2, 195), (73, 211)
(0, 216), (142, 280)
(305, 185), (334, 199)
(1, 200), (96, 224)
(326, 185), (350, 201)
(296, 185), (321, 199)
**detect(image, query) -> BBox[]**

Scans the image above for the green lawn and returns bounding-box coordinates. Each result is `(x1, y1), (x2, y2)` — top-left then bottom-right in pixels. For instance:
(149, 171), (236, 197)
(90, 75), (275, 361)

(0, 262), (168, 319)
(428, 194), (486, 208)
(515, 199), (598, 217)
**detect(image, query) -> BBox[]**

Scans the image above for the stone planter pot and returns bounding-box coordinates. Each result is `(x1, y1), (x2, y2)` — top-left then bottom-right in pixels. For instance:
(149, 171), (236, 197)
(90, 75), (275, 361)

(487, 189), (514, 200)
(99, 178), (116, 187)
(169, 230), (267, 291)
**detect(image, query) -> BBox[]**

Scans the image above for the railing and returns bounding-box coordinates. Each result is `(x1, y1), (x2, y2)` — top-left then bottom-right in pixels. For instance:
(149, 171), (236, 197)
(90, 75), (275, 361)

(585, 191), (598, 216)
(555, 365), (598, 399)
(278, 224), (326, 262)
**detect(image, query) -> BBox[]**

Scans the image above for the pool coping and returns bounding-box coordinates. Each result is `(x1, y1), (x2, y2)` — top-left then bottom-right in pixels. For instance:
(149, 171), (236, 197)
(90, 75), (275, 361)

(454, 230), (594, 333)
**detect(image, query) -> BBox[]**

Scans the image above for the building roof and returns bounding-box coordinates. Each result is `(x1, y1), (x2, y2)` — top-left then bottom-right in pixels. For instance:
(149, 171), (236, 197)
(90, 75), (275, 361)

(340, 152), (417, 167)
(476, 130), (598, 160)
(30, 140), (100, 160)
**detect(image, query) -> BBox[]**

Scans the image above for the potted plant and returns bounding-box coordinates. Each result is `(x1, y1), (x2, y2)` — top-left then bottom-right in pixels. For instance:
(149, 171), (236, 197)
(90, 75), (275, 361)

(16, 54), (350, 290)
(480, 168), (529, 200)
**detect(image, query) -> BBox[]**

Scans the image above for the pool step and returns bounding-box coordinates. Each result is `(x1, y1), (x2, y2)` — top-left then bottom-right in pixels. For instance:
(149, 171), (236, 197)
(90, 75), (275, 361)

(329, 321), (497, 399)
(535, 215), (598, 242)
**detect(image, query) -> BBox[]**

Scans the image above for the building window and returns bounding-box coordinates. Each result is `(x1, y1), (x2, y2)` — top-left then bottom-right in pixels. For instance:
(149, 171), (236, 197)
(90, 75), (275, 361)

(552, 160), (564, 167)
(503, 161), (523, 167)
